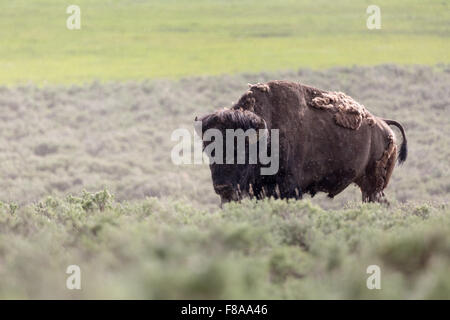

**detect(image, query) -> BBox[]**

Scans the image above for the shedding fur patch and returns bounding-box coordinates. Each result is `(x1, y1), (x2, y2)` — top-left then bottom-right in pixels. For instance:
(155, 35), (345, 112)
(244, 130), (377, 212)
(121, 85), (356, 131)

(311, 91), (375, 130)
(233, 83), (270, 112)
(234, 90), (256, 111)
(248, 83), (270, 92)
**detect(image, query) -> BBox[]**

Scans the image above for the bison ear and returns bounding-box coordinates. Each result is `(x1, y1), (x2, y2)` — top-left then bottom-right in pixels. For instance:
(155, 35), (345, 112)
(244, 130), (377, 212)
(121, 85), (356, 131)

(249, 119), (268, 145)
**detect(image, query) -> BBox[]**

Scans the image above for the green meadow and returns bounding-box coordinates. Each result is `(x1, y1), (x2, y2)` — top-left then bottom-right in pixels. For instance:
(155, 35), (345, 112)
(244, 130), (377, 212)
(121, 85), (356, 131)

(1, 0), (449, 84)
(1, 193), (449, 299)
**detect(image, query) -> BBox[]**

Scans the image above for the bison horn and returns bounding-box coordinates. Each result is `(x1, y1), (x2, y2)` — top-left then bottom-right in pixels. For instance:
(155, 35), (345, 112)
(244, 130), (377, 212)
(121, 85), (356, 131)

(260, 119), (269, 143)
(194, 116), (203, 138)
(249, 119), (269, 145)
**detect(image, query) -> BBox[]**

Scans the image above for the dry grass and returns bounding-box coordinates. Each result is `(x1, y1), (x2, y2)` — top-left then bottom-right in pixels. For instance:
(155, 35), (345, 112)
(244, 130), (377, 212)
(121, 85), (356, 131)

(0, 65), (448, 209)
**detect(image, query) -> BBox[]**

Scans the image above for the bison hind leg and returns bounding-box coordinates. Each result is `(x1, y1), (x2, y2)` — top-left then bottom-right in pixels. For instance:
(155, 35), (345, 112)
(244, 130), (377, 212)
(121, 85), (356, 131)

(357, 177), (391, 205)
(361, 190), (389, 205)
(356, 174), (384, 204)
(383, 145), (397, 189)
(358, 138), (398, 204)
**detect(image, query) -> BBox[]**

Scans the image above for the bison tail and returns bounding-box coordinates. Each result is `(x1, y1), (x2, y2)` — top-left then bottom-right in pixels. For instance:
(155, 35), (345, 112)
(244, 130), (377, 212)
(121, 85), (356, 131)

(383, 119), (408, 164)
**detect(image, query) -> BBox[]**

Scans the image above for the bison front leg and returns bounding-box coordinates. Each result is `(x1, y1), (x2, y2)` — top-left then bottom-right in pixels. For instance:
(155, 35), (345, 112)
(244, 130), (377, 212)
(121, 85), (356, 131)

(275, 182), (303, 200)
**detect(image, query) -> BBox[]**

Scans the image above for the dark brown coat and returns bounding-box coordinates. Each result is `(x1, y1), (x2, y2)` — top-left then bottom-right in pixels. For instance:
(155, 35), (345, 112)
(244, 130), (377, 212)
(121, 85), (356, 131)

(197, 81), (407, 204)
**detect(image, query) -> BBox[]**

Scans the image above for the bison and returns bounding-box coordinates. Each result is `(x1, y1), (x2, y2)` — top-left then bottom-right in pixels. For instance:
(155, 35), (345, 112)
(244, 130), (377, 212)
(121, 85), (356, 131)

(195, 81), (407, 205)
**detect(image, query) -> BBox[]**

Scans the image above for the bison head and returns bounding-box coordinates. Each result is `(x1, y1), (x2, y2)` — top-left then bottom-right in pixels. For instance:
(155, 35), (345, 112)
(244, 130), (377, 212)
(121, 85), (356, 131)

(195, 109), (268, 204)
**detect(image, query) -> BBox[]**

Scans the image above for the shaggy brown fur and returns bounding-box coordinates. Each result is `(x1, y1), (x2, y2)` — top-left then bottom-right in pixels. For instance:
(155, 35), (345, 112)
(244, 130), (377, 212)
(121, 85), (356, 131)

(196, 81), (408, 204)
(198, 108), (266, 133)
(311, 91), (376, 130)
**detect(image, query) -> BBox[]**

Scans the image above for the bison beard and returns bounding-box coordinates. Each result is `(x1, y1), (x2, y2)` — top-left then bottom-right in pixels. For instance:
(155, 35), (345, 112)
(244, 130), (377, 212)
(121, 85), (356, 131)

(196, 81), (408, 205)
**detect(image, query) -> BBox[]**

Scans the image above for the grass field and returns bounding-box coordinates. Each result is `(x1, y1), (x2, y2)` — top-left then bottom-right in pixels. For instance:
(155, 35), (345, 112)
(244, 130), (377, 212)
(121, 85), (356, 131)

(1, 192), (449, 299)
(0, 66), (449, 298)
(0, 0), (449, 84)
(0, 0), (449, 300)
